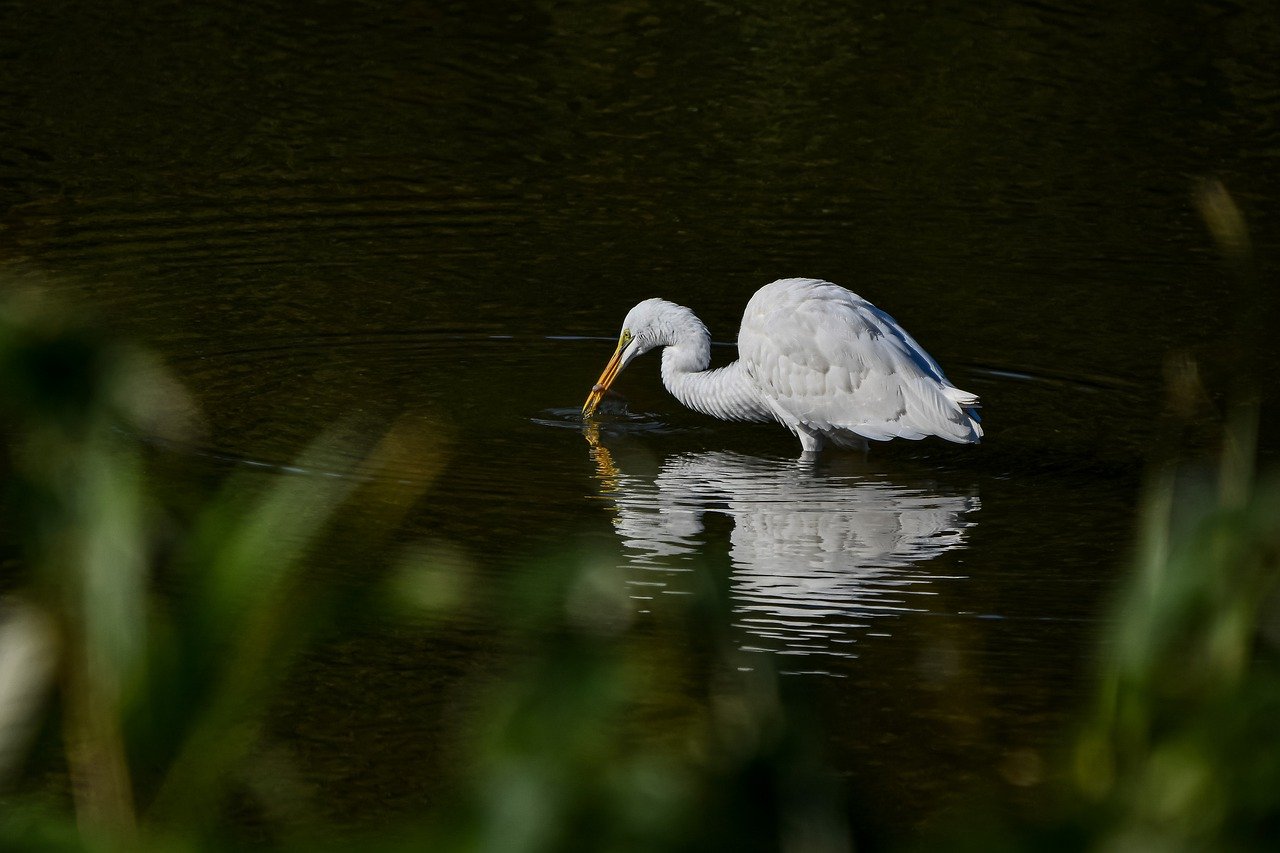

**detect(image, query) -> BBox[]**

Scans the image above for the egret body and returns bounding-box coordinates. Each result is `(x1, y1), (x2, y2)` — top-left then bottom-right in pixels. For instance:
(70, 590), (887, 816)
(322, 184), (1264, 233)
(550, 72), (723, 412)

(581, 278), (982, 454)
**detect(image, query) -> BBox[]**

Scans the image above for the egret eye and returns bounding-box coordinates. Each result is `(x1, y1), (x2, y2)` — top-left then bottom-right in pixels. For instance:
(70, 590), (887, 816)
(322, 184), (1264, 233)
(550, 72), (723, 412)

(620, 330), (632, 347)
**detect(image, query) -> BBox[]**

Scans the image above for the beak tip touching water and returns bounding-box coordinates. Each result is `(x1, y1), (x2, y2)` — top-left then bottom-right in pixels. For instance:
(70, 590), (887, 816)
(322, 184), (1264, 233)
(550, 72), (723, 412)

(582, 381), (611, 417)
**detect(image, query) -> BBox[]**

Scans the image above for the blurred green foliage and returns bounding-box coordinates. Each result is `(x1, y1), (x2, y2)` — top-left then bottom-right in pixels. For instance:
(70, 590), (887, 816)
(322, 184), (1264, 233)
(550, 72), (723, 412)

(0, 292), (447, 847)
(1071, 436), (1280, 851)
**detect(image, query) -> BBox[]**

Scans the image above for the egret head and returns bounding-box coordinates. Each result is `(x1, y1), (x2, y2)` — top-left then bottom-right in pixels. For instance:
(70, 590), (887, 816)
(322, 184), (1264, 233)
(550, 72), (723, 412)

(581, 299), (675, 416)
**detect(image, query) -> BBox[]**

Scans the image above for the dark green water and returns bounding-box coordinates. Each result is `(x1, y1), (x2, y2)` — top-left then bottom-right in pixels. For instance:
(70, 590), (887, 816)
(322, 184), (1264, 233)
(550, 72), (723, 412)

(3, 0), (1278, 839)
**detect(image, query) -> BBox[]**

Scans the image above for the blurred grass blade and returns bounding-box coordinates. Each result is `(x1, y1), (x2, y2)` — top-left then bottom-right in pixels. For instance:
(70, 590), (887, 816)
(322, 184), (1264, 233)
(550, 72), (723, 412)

(147, 430), (371, 826)
(150, 420), (444, 829)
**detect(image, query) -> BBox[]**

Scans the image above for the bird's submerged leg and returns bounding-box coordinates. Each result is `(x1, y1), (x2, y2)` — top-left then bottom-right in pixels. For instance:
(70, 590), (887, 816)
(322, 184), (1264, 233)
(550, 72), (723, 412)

(796, 426), (824, 455)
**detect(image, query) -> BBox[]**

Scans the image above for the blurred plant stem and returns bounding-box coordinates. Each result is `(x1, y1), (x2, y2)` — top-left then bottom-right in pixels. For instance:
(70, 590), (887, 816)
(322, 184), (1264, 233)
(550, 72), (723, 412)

(1, 298), (150, 838)
(1194, 178), (1261, 510)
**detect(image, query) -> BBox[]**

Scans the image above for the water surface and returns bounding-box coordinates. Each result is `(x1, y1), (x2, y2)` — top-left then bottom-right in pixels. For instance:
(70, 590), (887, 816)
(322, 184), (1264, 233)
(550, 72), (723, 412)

(3, 0), (1278, 839)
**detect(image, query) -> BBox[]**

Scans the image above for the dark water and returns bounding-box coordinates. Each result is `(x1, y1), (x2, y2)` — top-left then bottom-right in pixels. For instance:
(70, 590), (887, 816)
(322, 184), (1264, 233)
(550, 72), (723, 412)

(3, 0), (1279, 838)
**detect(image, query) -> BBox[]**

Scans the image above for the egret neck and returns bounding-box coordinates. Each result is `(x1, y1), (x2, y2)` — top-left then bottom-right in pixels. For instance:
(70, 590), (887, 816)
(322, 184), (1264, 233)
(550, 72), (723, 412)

(652, 303), (770, 423)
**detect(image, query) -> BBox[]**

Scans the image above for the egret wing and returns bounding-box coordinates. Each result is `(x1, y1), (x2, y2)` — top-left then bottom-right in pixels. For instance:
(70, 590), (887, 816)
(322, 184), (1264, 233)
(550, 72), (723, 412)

(738, 280), (981, 444)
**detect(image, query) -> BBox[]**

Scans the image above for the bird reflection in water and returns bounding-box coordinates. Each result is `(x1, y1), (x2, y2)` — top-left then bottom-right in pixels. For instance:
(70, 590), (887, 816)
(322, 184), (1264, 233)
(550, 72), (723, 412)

(585, 427), (980, 666)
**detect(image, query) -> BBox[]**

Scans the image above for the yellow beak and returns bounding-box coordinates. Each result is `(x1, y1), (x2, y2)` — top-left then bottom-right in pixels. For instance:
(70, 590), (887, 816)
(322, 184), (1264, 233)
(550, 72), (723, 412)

(582, 339), (628, 417)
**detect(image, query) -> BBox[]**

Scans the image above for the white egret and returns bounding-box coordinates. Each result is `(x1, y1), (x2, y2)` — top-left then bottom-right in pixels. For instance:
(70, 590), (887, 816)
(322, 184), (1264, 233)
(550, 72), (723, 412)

(581, 278), (982, 454)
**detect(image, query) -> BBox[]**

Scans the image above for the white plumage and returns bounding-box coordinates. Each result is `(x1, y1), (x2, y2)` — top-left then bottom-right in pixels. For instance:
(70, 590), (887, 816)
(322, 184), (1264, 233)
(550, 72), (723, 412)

(582, 278), (982, 454)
